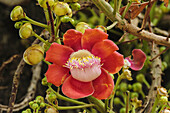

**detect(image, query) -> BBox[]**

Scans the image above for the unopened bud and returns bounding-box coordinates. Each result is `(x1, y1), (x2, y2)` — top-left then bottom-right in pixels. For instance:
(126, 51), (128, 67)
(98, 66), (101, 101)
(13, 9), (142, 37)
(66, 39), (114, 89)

(23, 44), (44, 65)
(46, 107), (58, 113)
(75, 22), (91, 33)
(10, 6), (25, 21)
(70, 3), (81, 11)
(38, 0), (54, 8)
(19, 23), (33, 39)
(95, 25), (107, 33)
(53, 2), (72, 17)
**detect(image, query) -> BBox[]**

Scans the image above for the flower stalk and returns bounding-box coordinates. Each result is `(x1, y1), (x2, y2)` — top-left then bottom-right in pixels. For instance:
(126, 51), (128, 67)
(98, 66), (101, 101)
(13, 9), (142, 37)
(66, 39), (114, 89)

(25, 16), (48, 28)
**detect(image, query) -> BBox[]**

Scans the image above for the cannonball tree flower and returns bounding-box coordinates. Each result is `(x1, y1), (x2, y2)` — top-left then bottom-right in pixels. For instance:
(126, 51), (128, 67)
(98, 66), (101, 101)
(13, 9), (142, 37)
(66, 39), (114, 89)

(45, 29), (124, 100)
(125, 49), (146, 71)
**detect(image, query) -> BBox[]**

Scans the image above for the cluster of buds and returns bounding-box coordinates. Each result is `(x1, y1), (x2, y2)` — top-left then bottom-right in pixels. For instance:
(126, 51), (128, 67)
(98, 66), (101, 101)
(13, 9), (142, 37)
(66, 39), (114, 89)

(29, 96), (46, 110)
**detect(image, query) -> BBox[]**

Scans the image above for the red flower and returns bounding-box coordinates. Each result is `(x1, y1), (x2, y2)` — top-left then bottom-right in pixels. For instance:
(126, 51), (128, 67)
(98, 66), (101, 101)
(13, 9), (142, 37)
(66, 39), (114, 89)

(45, 29), (124, 100)
(125, 49), (146, 71)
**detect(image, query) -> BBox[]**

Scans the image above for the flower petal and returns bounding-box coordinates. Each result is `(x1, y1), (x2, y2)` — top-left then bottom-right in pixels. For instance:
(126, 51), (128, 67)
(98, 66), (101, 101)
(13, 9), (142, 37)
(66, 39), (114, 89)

(63, 29), (83, 51)
(82, 29), (108, 51)
(45, 43), (74, 66)
(102, 52), (124, 74)
(92, 68), (114, 100)
(45, 64), (69, 87)
(62, 76), (94, 99)
(125, 49), (146, 70)
(92, 39), (119, 59)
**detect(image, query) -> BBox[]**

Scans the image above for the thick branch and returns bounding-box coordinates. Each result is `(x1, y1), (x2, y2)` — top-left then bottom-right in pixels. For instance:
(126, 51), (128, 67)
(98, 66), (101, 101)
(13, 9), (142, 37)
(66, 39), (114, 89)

(91, 0), (170, 47)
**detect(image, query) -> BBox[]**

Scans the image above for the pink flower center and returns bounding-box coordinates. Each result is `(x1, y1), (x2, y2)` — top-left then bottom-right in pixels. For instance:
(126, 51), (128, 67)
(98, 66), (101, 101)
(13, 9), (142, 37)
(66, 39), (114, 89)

(64, 50), (101, 82)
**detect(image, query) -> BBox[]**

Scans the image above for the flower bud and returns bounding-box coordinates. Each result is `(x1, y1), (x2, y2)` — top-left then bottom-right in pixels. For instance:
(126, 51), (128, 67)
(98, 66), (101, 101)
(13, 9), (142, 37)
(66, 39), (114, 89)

(61, 15), (71, 23)
(95, 25), (107, 33)
(23, 44), (44, 65)
(119, 108), (126, 113)
(157, 87), (168, 96)
(10, 6), (25, 21)
(70, 3), (81, 11)
(132, 82), (142, 92)
(53, 2), (72, 17)
(122, 69), (133, 81)
(46, 92), (57, 102)
(131, 97), (142, 109)
(46, 107), (58, 113)
(19, 23), (33, 39)
(38, 0), (54, 8)
(160, 96), (168, 104)
(120, 82), (127, 92)
(114, 97), (121, 105)
(40, 102), (46, 108)
(75, 22), (91, 33)
(31, 103), (39, 110)
(136, 74), (145, 83)
(131, 92), (139, 98)
(42, 76), (48, 86)
(36, 96), (44, 103)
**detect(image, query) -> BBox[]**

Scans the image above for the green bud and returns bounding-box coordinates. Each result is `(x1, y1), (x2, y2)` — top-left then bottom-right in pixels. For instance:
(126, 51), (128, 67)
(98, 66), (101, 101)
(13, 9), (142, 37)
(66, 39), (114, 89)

(36, 96), (44, 103)
(40, 102), (46, 108)
(160, 46), (166, 52)
(70, 3), (81, 11)
(53, 2), (72, 17)
(22, 111), (27, 113)
(128, 84), (132, 90)
(10, 6), (25, 21)
(162, 61), (168, 71)
(31, 103), (39, 110)
(119, 108), (126, 113)
(136, 74), (145, 83)
(75, 22), (91, 33)
(46, 92), (57, 102)
(29, 101), (34, 106)
(114, 97), (121, 105)
(61, 15), (71, 23)
(38, 0), (54, 8)
(132, 82), (142, 92)
(131, 92), (139, 98)
(42, 76), (48, 86)
(120, 82), (127, 92)
(69, 18), (75, 26)
(160, 96), (168, 104)
(23, 44), (44, 65)
(19, 23), (33, 39)
(46, 107), (58, 113)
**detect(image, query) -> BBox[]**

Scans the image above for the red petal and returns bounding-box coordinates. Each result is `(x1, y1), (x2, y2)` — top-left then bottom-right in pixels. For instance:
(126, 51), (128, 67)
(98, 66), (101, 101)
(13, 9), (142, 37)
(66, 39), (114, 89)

(45, 64), (69, 87)
(45, 43), (74, 66)
(125, 49), (146, 71)
(102, 52), (124, 74)
(92, 68), (114, 100)
(92, 39), (119, 59)
(82, 29), (108, 51)
(62, 76), (94, 99)
(63, 29), (83, 51)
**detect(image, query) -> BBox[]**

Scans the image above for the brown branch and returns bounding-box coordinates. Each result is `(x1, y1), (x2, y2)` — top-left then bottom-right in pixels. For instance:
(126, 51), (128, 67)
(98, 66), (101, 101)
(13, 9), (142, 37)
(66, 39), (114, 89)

(46, 2), (55, 43)
(150, 47), (169, 61)
(91, 0), (170, 47)
(7, 38), (40, 113)
(0, 54), (19, 75)
(0, 62), (42, 112)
